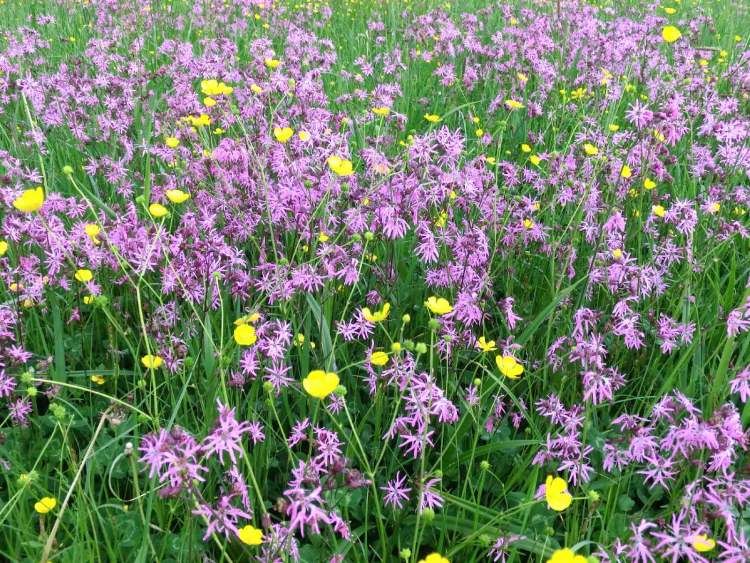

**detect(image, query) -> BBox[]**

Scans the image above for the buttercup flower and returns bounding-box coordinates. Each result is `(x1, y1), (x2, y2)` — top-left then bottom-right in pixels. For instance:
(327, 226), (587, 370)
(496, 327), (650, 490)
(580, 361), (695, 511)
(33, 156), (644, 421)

(326, 156), (353, 176)
(12, 187), (45, 213)
(74, 269), (93, 283)
(547, 548), (586, 563)
(496, 355), (524, 378)
(141, 354), (163, 369)
(662, 25), (682, 43)
(238, 524), (263, 545)
(545, 475), (572, 511)
(369, 351), (389, 366)
(273, 127), (294, 143)
(424, 296), (453, 315)
(362, 303), (391, 323)
(34, 497), (57, 514)
(302, 370), (339, 399)
(165, 189), (190, 203)
(234, 323), (257, 346)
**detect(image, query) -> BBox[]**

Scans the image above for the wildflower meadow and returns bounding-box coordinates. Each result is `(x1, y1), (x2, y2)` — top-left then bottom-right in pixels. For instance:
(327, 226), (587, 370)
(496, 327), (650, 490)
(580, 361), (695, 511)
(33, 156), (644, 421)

(1, 0), (750, 561)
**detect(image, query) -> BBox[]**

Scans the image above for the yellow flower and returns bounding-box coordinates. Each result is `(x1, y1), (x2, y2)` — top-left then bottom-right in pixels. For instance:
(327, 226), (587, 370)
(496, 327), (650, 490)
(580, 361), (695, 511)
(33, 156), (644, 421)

(273, 127), (294, 143)
(34, 497), (57, 514)
(707, 202), (720, 214)
(477, 336), (497, 352)
(523, 218), (534, 229)
(165, 137), (180, 148)
(583, 143), (599, 156)
(83, 295), (94, 305)
(372, 107), (390, 116)
(691, 534), (716, 553)
(424, 113), (441, 123)
(418, 554), (449, 563)
(663, 7), (677, 15)
(485, 156), (496, 165)
(84, 223), (101, 243)
(517, 72), (528, 82)
(545, 475), (572, 511)
(547, 548), (587, 563)
(238, 524), (263, 545)
(652, 204), (666, 217)
(496, 355), (524, 378)
(186, 113), (211, 127)
(505, 99), (525, 109)
(662, 25), (682, 43)
(326, 156), (354, 177)
(12, 187), (45, 213)
(235, 312), (261, 325)
(250, 84), (263, 94)
(612, 248), (623, 260)
(318, 232), (329, 242)
(264, 58), (281, 69)
(0, 241), (9, 256)
(521, 143), (532, 153)
(166, 189), (191, 204)
(620, 165), (632, 178)
(529, 155), (542, 166)
(234, 323), (257, 346)
(149, 203), (169, 218)
(424, 296), (453, 315)
(298, 131), (311, 141)
(609, 124), (620, 132)
(141, 354), (163, 369)
(475, 128), (484, 137)
(302, 370), (339, 399)
(362, 303), (391, 323)
(203, 96), (217, 107)
(369, 351), (389, 366)
(201, 79), (233, 96)
(643, 178), (657, 190)
(74, 269), (93, 283)
(90, 374), (105, 385)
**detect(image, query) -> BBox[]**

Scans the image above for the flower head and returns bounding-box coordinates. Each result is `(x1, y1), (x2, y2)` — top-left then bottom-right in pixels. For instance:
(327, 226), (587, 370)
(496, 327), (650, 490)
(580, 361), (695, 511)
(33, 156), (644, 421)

(273, 127), (294, 143)
(496, 355), (524, 378)
(690, 534), (715, 552)
(141, 354), (163, 369)
(419, 554), (450, 563)
(369, 351), (389, 366)
(326, 156), (354, 176)
(149, 203), (169, 218)
(74, 269), (93, 283)
(165, 189), (190, 204)
(424, 296), (453, 315)
(302, 370), (339, 399)
(238, 524), (263, 545)
(362, 303), (391, 323)
(234, 323), (257, 346)
(547, 548), (586, 563)
(545, 475), (572, 511)
(12, 187), (45, 213)
(662, 25), (682, 43)
(34, 497), (57, 514)
(477, 337), (497, 352)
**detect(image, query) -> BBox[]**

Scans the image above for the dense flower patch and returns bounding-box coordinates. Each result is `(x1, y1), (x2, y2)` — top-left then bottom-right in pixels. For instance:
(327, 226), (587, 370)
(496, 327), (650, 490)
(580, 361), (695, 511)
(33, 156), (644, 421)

(0, 0), (749, 561)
